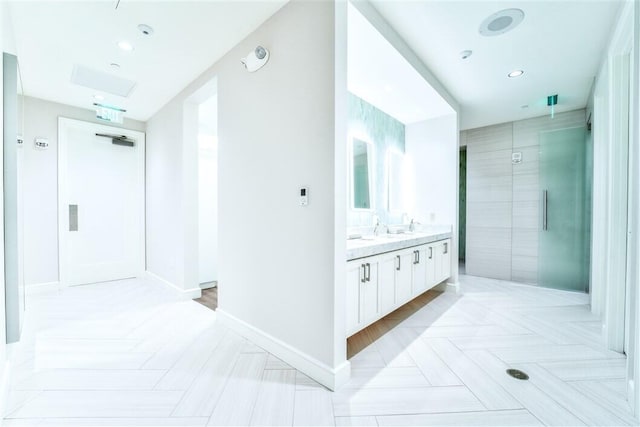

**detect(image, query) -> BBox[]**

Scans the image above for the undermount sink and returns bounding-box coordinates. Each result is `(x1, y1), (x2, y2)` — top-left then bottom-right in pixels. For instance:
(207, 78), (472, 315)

(349, 232), (418, 242)
(366, 233), (412, 240)
(378, 234), (405, 239)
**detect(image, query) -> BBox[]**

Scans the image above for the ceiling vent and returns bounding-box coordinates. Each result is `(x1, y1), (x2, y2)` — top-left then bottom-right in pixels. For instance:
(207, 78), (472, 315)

(479, 8), (525, 37)
(70, 65), (136, 97)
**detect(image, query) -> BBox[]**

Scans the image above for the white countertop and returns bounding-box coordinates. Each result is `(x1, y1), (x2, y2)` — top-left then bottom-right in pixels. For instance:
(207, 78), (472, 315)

(346, 225), (452, 261)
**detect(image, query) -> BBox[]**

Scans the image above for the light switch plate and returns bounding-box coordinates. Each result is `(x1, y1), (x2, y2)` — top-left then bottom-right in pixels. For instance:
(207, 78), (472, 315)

(512, 152), (522, 164)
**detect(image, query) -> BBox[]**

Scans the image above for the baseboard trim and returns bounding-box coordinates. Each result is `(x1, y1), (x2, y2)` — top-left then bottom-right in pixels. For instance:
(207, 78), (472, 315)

(0, 359), (10, 420)
(145, 271), (201, 299)
(217, 309), (350, 391)
(200, 281), (217, 290)
(434, 280), (459, 293)
(628, 378), (636, 419)
(25, 281), (60, 295)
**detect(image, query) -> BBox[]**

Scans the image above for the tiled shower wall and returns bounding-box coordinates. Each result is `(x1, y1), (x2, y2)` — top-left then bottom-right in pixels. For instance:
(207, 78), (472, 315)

(461, 109), (586, 283)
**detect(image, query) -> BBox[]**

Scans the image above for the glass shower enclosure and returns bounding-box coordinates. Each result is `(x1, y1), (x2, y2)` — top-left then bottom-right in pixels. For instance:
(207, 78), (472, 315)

(538, 126), (591, 292)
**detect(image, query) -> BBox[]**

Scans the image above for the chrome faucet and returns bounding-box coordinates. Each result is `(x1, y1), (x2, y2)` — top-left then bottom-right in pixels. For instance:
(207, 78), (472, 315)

(373, 219), (385, 236)
(409, 218), (419, 232)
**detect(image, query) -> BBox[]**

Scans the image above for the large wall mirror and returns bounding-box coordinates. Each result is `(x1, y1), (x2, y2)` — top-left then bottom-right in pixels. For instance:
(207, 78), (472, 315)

(351, 137), (373, 210)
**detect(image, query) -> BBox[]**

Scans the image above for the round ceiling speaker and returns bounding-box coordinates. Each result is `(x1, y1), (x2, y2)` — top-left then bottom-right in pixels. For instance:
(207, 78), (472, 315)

(479, 8), (525, 37)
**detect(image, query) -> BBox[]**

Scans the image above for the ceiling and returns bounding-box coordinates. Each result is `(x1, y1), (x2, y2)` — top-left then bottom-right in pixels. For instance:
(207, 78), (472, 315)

(348, 3), (454, 125)
(370, 0), (623, 130)
(7, 0), (287, 121)
(7, 1), (623, 129)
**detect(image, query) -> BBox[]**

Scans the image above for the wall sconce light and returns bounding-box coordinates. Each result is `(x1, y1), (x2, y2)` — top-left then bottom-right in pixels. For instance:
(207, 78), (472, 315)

(241, 46), (270, 72)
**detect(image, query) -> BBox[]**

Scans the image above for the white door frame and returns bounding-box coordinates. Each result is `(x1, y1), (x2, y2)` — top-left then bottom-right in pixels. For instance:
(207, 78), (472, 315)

(57, 117), (146, 287)
(628, 1), (639, 416)
(605, 51), (631, 353)
(604, 4), (633, 354)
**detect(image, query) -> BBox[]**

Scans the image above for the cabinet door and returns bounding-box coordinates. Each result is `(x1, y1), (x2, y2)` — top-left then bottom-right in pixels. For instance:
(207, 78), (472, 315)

(360, 261), (379, 326)
(395, 250), (413, 305)
(425, 244), (436, 289)
(411, 246), (428, 295)
(433, 241), (443, 284)
(346, 261), (364, 335)
(378, 254), (396, 316)
(440, 239), (452, 282)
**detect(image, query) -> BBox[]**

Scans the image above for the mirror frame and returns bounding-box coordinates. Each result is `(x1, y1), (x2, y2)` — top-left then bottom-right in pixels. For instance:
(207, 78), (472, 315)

(349, 136), (375, 211)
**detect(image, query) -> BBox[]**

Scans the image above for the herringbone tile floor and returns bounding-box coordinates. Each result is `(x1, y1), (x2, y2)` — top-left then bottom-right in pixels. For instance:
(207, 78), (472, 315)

(3, 274), (636, 426)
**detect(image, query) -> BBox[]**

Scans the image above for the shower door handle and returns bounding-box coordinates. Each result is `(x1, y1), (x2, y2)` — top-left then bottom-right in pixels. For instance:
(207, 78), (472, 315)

(542, 190), (548, 231)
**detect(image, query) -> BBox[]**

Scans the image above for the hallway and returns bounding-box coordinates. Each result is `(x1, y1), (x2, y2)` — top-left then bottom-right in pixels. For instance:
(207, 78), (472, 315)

(2, 275), (634, 426)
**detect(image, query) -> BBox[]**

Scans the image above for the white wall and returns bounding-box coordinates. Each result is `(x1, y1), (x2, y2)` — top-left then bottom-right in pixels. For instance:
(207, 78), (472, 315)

(146, 0), (347, 388)
(2, 3), (16, 57)
(146, 101), (185, 290)
(217, 0), (339, 376)
(0, 0), (9, 390)
(20, 96), (145, 288)
(590, 0), (638, 416)
(0, 0), (16, 403)
(405, 113), (458, 284)
(630, 0), (639, 415)
(590, 0), (633, 350)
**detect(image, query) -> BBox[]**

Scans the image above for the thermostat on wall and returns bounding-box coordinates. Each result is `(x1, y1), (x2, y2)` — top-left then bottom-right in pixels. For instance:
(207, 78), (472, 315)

(34, 138), (49, 150)
(300, 187), (308, 206)
(512, 152), (522, 164)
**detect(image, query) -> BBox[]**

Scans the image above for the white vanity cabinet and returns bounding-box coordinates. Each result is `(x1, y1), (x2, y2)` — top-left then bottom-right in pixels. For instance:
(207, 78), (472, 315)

(410, 245), (429, 295)
(433, 239), (452, 284)
(346, 262), (362, 335)
(394, 250), (414, 305)
(377, 253), (398, 316)
(346, 237), (452, 337)
(346, 258), (381, 336)
(425, 244), (437, 288)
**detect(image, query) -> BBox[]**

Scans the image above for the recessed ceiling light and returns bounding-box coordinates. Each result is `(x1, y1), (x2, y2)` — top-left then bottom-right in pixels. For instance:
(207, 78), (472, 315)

(508, 70), (524, 78)
(110, 63), (121, 70)
(138, 24), (154, 36)
(479, 8), (525, 37)
(117, 41), (134, 52)
(94, 94), (104, 101)
(460, 50), (473, 60)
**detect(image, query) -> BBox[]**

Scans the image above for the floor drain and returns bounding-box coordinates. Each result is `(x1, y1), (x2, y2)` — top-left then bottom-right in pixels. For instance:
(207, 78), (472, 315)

(506, 369), (529, 380)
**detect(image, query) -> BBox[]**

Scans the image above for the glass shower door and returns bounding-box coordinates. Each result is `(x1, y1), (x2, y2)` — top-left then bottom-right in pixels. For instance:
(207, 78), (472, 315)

(538, 126), (590, 292)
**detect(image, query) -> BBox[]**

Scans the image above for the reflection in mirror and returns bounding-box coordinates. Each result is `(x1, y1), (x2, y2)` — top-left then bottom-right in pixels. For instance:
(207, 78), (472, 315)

(351, 137), (373, 210)
(387, 150), (405, 212)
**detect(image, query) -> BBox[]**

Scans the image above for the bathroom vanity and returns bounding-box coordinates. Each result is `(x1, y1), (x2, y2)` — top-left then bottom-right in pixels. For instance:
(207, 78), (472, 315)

(346, 228), (452, 336)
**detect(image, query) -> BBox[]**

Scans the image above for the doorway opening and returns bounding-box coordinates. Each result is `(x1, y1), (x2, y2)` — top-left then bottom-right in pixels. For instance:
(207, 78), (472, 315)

(195, 93), (218, 311)
(458, 147), (466, 274)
